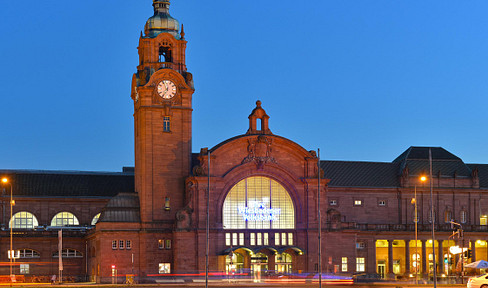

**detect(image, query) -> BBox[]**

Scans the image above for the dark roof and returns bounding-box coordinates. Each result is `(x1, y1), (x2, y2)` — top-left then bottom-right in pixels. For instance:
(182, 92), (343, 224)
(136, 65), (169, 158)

(0, 169), (134, 197)
(99, 192), (140, 223)
(467, 164), (488, 188)
(393, 147), (472, 177)
(322, 161), (400, 187)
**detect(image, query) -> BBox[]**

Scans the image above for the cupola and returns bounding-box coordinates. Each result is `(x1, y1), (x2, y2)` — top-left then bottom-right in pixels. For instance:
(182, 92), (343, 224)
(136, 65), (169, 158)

(144, 0), (180, 39)
(246, 100), (272, 135)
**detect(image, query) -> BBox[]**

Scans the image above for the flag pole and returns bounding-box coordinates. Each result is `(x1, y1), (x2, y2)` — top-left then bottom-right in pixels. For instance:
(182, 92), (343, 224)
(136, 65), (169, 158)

(205, 151), (210, 288)
(318, 148), (322, 288)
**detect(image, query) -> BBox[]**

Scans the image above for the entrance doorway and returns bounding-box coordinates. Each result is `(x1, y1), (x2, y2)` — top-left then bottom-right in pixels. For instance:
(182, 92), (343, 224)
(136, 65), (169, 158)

(251, 253), (268, 282)
(377, 261), (386, 278)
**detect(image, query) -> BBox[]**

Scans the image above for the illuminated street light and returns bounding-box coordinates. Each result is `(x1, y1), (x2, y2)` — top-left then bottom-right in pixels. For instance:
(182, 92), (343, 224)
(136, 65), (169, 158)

(1, 177), (14, 285)
(412, 175), (427, 285)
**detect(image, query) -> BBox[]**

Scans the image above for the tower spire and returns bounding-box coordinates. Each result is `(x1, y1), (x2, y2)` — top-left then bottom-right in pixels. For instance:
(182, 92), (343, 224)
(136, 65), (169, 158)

(144, 0), (180, 38)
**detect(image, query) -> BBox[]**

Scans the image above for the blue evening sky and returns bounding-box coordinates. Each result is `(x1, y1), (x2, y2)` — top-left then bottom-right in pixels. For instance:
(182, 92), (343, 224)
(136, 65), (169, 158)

(1, 1), (488, 171)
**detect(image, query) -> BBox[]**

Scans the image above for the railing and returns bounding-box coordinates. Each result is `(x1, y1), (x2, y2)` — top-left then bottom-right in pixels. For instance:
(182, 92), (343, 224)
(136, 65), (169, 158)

(330, 222), (488, 232)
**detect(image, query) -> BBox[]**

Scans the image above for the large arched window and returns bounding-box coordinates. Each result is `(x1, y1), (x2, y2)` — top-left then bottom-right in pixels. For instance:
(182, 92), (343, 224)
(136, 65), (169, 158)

(91, 213), (101, 225)
(223, 176), (295, 229)
(51, 212), (79, 227)
(9, 211), (39, 229)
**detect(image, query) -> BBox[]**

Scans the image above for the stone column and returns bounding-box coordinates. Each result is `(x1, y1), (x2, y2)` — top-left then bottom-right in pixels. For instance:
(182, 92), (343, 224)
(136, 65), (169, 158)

(405, 240), (411, 274)
(421, 239), (427, 277)
(437, 240), (443, 274)
(388, 239), (394, 279)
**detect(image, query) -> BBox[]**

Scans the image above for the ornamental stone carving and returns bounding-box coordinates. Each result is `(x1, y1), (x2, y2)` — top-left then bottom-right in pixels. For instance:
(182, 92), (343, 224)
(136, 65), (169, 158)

(242, 135), (276, 168)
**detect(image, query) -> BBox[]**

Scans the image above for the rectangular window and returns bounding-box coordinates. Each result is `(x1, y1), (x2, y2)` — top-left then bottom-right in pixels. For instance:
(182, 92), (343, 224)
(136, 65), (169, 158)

(257, 233), (262, 246)
(263, 233), (269, 245)
(165, 239), (171, 249)
(282, 233), (287, 246)
(225, 233), (231, 246)
(159, 263), (171, 274)
(158, 239), (164, 249)
(232, 233), (238, 246)
(481, 216), (488, 226)
(356, 257), (365, 272)
(126, 240), (132, 250)
(275, 233), (280, 246)
(112, 240), (117, 250)
(163, 116), (171, 132)
(239, 233), (244, 246)
(342, 257), (348, 272)
(354, 200), (362, 206)
(250, 233), (256, 246)
(119, 240), (124, 249)
(20, 264), (29, 274)
(329, 199), (337, 206)
(288, 233), (293, 245)
(378, 200), (386, 206)
(356, 242), (365, 249)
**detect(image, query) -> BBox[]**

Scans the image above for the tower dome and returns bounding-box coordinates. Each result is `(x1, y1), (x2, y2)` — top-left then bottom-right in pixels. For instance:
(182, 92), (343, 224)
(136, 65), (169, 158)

(144, 0), (180, 39)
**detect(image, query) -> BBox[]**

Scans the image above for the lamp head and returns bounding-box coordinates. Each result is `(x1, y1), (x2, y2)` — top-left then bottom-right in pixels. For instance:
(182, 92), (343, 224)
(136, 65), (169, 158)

(420, 176), (427, 182)
(1, 178), (8, 184)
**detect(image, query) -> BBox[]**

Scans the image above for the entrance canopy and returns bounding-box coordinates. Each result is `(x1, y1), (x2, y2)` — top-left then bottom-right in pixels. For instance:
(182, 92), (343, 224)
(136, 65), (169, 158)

(220, 245), (305, 255)
(465, 260), (488, 269)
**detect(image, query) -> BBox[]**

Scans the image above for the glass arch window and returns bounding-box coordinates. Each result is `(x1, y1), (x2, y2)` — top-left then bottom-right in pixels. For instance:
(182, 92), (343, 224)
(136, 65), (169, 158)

(223, 176), (295, 229)
(91, 213), (101, 225)
(9, 211), (39, 229)
(51, 212), (79, 227)
(19, 249), (40, 258)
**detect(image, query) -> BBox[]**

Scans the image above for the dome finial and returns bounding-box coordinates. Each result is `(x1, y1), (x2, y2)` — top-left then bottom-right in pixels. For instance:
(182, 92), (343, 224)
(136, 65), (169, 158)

(144, 0), (180, 38)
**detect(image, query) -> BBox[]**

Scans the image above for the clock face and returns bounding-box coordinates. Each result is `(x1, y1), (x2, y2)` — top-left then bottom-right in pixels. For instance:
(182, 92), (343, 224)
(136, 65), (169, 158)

(157, 80), (177, 99)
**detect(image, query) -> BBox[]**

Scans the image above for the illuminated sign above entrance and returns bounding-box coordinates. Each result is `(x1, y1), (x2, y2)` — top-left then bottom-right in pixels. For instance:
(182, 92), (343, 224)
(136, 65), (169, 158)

(238, 201), (281, 221)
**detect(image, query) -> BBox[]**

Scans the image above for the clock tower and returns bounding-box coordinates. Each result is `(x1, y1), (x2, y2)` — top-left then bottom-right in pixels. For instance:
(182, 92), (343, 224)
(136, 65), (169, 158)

(131, 0), (194, 235)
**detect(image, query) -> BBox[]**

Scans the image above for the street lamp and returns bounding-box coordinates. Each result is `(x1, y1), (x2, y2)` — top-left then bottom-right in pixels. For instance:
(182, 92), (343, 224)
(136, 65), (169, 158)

(411, 175), (427, 285)
(1, 177), (14, 284)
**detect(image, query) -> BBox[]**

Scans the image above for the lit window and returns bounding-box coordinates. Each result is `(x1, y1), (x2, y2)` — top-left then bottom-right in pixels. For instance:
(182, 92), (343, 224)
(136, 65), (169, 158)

(53, 249), (83, 258)
(481, 215), (487, 226)
(378, 200), (386, 206)
(329, 200), (337, 206)
(356, 257), (365, 272)
(239, 233), (244, 246)
(250, 233), (256, 246)
(91, 213), (101, 225)
(10, 211), (39, 229)
(342, 257), (348, 272)
(232, 233), (238, 246)
(257, 233), (262, 246)
(158, 239), (164, 249)
(288, 233), (293, 245)
(159, 263), (171, 274)
(356, 242), (366, 249)
(51, 212), (79, 227)
(275, 233), (280, 246)
(119, 240), (124, 249)
(112, 240), (117, 250)
(126, 240), (132, 250)
(163, 116), (171, 132)
(19, 249), (40, 258)
(223, 176), (295, 229)
(165, 239), (171, 249)
(282, 233), (287, 246)
(20, 264), (29, 274)
(354, 200), (362, 206)
(264, 233), (269, 245)
(225, 233), (231, 246)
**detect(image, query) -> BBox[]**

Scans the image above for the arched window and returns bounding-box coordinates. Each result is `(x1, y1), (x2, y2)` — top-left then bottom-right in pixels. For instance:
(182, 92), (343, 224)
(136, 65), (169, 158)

(52, 248), (83, 258)
(51, 212), (79, 227)
(460, 210), (467, 224)
(91, 213), (101, 225)
(18, 249), (40, 258)
(9, 211), (39, 229)
(223, 176), (295, 229)
(444, 210), (452, 223)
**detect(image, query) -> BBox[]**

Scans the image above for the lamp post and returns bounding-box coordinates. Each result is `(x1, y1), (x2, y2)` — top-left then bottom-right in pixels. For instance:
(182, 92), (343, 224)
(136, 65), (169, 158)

(1, 178), (14, 284)
(428, 148), (437, 288)
(411, 175), (427, 285)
